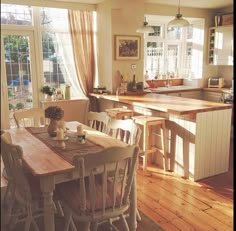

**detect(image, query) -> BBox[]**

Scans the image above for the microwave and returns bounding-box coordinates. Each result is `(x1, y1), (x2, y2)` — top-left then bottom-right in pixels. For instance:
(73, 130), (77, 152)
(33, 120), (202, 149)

(208, 78), (224, 88)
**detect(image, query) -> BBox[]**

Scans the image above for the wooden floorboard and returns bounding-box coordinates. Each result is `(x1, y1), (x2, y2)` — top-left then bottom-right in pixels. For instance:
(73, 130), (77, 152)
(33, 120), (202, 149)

(136, 137), (233, 231)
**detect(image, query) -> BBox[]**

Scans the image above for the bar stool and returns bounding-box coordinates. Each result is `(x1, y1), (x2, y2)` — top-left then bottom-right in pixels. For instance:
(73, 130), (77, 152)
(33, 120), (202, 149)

(105, 107), (134, 119)
(132, 115), (168, 173)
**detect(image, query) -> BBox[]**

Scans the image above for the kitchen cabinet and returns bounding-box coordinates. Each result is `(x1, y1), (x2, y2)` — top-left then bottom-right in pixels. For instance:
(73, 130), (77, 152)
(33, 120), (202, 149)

(179, 91), (202, 99)
(207, 25), (233, 65)
(203, 91), (223, 102)
(166, 92), (180, 97)
(166, 90), (202, 99)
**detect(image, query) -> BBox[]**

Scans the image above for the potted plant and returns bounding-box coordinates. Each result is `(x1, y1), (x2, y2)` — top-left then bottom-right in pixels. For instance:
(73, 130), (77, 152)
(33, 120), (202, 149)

(40, 86), (55, 101)
(45, 106), (64, 137)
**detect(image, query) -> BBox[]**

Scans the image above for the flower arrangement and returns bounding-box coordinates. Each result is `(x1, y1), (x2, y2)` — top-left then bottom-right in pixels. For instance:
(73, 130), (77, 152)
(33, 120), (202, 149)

(45, 106), (64, 121)
(40, 86), (55, 96)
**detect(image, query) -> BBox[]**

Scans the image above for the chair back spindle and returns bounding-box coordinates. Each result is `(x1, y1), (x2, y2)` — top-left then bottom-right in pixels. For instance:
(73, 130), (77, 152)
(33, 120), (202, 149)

(88, 111), (110, 133)
(13, 108), (45, 128)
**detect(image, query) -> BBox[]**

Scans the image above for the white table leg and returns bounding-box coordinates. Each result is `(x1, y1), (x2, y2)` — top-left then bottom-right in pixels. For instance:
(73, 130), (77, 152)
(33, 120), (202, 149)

(40, 176), (55, 231)
(129, 172), (137, 230)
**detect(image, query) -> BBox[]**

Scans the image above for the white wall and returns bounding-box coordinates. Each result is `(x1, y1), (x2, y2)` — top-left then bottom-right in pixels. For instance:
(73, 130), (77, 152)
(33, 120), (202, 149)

(97, 0), (233, 91)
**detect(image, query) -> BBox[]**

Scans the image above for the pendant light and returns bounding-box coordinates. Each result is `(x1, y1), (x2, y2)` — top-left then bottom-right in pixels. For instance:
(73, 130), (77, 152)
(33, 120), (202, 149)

(136, 17), (154, 33)
(167, 0), (190, 30)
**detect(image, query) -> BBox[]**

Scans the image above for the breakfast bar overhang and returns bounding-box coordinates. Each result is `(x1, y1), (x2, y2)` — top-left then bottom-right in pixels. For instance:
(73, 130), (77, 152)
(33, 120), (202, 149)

(90, 93), (233, 181)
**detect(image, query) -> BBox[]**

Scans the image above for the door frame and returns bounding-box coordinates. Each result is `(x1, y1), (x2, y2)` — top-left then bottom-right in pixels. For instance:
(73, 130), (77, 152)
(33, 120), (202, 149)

(1, 29), (40, 129)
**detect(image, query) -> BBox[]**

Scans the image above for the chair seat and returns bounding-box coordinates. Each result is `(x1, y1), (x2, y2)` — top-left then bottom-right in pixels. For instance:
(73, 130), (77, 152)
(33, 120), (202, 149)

(56, 177), (122, 215)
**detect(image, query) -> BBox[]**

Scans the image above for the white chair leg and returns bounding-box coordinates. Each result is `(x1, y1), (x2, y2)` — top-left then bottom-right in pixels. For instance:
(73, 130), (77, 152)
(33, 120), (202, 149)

(69, 218), (77, 231)
(54, 200), (64, 217)
(63, 205), (73, 231)
(136, 209), (141, 222)
(120, 215), (129, 231)
(32, 218), (40, 231)
(24, 216), (31, 231)
(90, 222), (98, 231)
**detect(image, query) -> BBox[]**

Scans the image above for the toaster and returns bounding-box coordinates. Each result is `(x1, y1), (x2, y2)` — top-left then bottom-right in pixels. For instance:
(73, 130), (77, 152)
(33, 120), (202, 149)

(208, 77), (224, 88)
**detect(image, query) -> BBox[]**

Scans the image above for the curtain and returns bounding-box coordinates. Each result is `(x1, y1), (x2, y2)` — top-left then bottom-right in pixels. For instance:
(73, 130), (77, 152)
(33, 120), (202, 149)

(54, 32), (86, 99)
(68, 10), (95, 97)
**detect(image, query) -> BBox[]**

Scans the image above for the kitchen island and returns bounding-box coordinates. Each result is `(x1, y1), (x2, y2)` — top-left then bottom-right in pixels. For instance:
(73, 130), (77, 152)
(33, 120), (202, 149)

(90, 93), (232, 181)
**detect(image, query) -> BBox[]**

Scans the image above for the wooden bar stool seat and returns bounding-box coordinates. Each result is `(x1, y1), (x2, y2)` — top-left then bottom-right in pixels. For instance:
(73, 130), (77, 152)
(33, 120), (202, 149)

(105, 107), (134, 119)
(132, 115), (168, 173)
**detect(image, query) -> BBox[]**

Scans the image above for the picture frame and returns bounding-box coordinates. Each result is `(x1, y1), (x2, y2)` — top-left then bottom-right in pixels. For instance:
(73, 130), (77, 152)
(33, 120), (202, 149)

(221, 13), (233, 26)
(115, 35), (140, 60)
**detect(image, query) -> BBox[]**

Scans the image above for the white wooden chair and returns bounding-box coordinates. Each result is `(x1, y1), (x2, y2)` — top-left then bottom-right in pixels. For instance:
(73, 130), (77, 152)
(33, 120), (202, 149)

(106, 118), (142, 222)
(106, 119), (142, 146)
(1, 131), (44, 231)
(87, 111), (110, 133)
(56, 145), (139, 231)
(13, 108), (45, 128)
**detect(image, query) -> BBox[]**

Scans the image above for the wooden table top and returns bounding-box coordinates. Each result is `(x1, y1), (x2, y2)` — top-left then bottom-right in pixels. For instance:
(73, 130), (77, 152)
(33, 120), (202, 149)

(90, 93), (232, 116)
(6, 122), (126, 177)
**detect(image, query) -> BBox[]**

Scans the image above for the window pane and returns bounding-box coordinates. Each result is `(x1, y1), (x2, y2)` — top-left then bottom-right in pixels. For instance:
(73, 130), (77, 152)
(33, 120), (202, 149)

(167, 44), (179, 74)
(1, 4), (32, 25)
(42, 31), (71, 87)
(3, 35), (33, 127)
(40, 7), (69, 30)
(146, 42), (164, 78)
(167, 28), (181, 39)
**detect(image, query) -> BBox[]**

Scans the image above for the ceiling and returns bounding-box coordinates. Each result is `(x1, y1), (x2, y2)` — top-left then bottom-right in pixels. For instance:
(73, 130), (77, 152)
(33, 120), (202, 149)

(54, 0), (233, 9)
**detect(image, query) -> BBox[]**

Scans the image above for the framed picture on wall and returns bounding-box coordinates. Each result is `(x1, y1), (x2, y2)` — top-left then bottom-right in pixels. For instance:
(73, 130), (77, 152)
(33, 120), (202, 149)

(115, 35), (140, 60)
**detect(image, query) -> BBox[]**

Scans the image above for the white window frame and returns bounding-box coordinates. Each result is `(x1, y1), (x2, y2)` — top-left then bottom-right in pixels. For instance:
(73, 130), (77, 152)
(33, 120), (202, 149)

(144, 15), (205, 80)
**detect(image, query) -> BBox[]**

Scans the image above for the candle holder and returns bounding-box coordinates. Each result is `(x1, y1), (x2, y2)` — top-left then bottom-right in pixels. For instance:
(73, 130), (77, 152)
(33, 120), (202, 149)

(77, 132), (86, 144)
(53, 136), (68, 149)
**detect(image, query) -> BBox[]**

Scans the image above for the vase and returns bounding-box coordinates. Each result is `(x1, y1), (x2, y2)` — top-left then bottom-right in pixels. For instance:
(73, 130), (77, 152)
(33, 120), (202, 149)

(47, 119), (58, 137)
(45, 94), (53, 101)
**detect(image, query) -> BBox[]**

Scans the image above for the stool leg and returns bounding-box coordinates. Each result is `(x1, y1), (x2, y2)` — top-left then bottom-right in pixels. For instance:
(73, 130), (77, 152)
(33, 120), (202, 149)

(161, 122), (168, 171)
(143, 123), (148, 172)
(170, 130), (176, 172)
(148, 125), (153, 163)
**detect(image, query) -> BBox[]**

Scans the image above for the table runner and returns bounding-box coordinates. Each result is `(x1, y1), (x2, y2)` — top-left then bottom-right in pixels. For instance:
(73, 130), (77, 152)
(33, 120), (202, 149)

(26, 127), (104, 164)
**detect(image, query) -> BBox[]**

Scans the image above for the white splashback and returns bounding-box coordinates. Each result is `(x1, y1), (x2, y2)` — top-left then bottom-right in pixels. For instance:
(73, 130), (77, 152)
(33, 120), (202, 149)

(217, 66), (233, 87)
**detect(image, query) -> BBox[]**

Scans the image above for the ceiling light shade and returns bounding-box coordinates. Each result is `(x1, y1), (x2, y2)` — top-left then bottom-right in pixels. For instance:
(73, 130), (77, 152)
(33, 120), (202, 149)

(167, 0), (190, 29)
(136, 17), (154, 33)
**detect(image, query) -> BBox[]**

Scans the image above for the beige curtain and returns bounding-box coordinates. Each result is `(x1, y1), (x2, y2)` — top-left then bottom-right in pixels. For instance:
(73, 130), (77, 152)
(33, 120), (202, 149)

(68, 10), (95, 97)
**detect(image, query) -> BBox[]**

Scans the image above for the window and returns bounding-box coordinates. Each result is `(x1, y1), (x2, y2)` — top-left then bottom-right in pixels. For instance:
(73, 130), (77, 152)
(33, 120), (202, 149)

(1, 4), (32, 25)
(1, 4), (95, 100)
(144, 15), (204, 80)
(1, 4), (96, 128)
(39, 7), (83, 98)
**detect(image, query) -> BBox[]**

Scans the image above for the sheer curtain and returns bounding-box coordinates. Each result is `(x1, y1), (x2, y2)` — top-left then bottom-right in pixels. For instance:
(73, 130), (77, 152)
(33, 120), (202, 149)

(54, 32), (86, 99)
(68, 10), (95, 97)
(41, 7), (86, 99)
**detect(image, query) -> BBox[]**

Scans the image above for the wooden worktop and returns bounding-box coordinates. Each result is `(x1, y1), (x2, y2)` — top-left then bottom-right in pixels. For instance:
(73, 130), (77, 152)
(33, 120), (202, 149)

(90, 93), (232, 116)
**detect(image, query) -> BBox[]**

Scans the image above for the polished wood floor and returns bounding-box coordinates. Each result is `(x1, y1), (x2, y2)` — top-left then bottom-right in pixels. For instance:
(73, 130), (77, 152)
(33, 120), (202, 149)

(1, 138), (233, 231)
(136, 137), (233, 231)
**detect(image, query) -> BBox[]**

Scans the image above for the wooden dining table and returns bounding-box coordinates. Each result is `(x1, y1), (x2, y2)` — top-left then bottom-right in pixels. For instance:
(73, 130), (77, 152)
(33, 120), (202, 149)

(6, 121), (138, 231)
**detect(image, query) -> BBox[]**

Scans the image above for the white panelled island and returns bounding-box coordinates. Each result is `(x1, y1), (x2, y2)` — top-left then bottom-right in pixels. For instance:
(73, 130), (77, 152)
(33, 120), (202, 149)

(90, 93), (232, 181)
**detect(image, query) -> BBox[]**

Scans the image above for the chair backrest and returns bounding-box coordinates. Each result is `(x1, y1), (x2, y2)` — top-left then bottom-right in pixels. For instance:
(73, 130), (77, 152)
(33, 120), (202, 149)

(106, 119), (142, 146)
(1, 132), (32, 205)
(87, 111), (110, 133)
(13, 108), (45, 128)
(72, 145), (139, 221)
